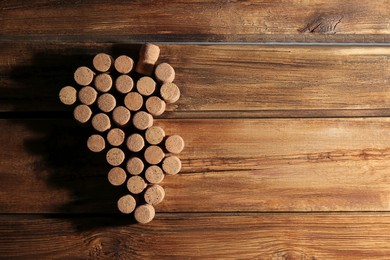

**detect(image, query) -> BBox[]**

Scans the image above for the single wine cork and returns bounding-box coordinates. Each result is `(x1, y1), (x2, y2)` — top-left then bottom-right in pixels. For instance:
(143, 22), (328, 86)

(117, 194), (136, 214)
(136, 76), (156, 96)
(108, 167), (127, 186)
(145, 96), (166, 116)
(106, 147), (125, 166)
(112, 106), (131, 127)
(162, 155), (182, 175)
(144, 184), (165, 206)
(135, 43), (160, 76)
(126, 133), (145, 153)
(78, 86), (97, 105)
(115, 75), (134, 94)
(91, 113), (111, 132)
(144, 145), (165, 165)
(74, 66), (95, 86)
(124, 92), (143, 111)
(127, 176), (147, 194)
(145, 126), (165, 145)
(97, 93), (116, 113)
(87, 134), (105, 153)
(165, 135), (185, 154)
(145, 165), (164, 184)
(154, 63), (175, 83)
(73, 104), (92, 123)
(134, 204), (155, 224)
(107, 128), (125, 146)
(114, 55), (134, 74)
(59, 86), (77, 105)
(126, 157), (144, 176)
(94, 73), (113, 92)
(133, 111), (153, 130)
(160, 82), (180, 104)
(93, 53), (114, 73)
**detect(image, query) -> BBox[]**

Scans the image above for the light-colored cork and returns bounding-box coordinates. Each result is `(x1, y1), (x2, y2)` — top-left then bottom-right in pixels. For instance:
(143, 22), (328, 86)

(73, 104), (92, 123)
(146, 96), (166, 116)
(145, 165), (164, 184)
(134, 204), (155, 224)
(144, 145), (165, 165)
(93, 53), (114, 73)
(145, 126), (165, 145)
(87, 134), (105, 153)
(126, 157), (144, 176)
(91, 113), (111, 132)
(106, 147), (125, 166)
(162, 155), (182, 175)
(144, 184), (165, 206)
(136, 76), (156, 96)
(133, 111), (153, 130)
(127, 176), (147, 194)
(112, 106), (131, 127)
(59, 86), (77, 105)
(135, 43), (160, 76)
(97, 93), (116, 113)
(74, 66), (95, 86)
(107, 128), (125, 146)
(124, 92), (143, 111)
(117, 194), (136, 214)
(160, 82), (180, 104)
(114, 55), (134, 74)
(165, 135), (185, 154)
(94, 73), (113, 92)
(126, 133), (145, 153)
(115, 74), (134, 94)
(78, 86), (97, 105)
(154, 63), (175, 84)
(108, 167), (127, 186)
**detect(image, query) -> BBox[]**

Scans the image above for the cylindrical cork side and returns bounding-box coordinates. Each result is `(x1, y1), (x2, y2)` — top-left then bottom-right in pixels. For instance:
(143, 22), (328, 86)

(73, 104), (92, 123)
(126, 133), (145, 153)
(145, 96), (166, 116)
(59, 86), (77, 105)
(78, 86), (97, 105)
(94, 73), (113, 92)
(126, 157), (144, 176)
(112, 106), (131, 127)
(127, 176), (147, 194)
(87, 134), (106, 153)
(154, 63), (175, 84)
(134, 204), (155, 224)
(144, 145), (165, 165)
(162, 155), (182, 175)
(165, 135), (185, 154)
(117, 194), (136, 214)
(144, 184), (165, 206)
(93, 53), (114, 73)
(114, 55), (134, 74)
(145, 165), (165, 184)
(133, 111), (153, 130)
(97, 93), (116, 113)
(160, 82), (180, 104)
(135, 43), (160, 76)
(115, 74), (134, 94)
(107, 128), (125, 146)
(136, 76), (156, 96)
(124, 92), (143, 111)
(91, 113), (111, 132)
(74, 66), (95, 86)
(145, 126), (165, 145)
(108, 167), (127, 186)
(106, 147), (125, 166)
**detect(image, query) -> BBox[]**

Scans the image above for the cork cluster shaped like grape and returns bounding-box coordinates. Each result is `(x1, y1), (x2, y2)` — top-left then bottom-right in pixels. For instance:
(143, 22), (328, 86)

(59, 44), (184, 224)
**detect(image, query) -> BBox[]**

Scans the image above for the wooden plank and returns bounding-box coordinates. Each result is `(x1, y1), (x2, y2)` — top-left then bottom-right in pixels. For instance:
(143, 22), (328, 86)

(2, 43), (390, 116)
(1, 213), (390, 259)
(0, 1), (389, 43)
(2, 118), (390, 213)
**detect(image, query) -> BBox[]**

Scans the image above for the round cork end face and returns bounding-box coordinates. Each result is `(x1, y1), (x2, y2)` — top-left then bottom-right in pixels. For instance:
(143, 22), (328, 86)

(165, 135), (185, 154)
(162, 155), (182, 175)
(59, 86), (77, 105)
(155, 63), (175, 83)
(97, 93), (116, 113)
(146, 96), (166, 116)
(126, 133), (145, 153)
(144, 145), (165, 165)
(91, 113), (111, 132)
(106, 147), (125, 166)
(144, 185), (165, 206)
(94, 73), (113, 92)
(117, 194), (136, 214)
(115, 55), (134, 74)
(136, 76), (156, 96)
(78, 86), (97, 105)
(160, 82), (180, 104)
(145, 126), (165, 145)
(126, 157), (144, 176)
(74, 66), (95, 86)
(112, 106), (131, 127)
(124, 92), (143, 111)
(115, 75), (134, 94)
(87, 134), (105, 153)
(133, 111), (153, 130)
(107, 128), (125, 146)
(127, 176), (147, 194)
(108, 167), (127, 186)
(73, 104), (92, 123)
(145, 165), (164, 184)
(134, 204), (155, 224)
(93, 53), (113, 73)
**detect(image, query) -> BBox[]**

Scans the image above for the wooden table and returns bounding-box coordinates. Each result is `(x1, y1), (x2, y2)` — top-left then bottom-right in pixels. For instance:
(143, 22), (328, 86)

(1, 1), (390, 259)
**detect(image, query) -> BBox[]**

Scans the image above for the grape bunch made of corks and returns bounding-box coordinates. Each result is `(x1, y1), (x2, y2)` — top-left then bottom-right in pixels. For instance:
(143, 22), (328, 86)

(58, 44), (184, 224)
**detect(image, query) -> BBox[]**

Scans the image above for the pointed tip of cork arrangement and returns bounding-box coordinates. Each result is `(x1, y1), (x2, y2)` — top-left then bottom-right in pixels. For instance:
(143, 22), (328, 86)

(59, 86), (77, 105)
(134, 204), (155, 224)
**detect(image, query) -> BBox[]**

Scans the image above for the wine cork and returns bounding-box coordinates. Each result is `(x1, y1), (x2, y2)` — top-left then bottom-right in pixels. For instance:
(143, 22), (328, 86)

(117, 194), (136, 214)
(114, 55), (134, 74)
(97, 93), (116, 113)
(108, 167), (127, 186)
(160, 82), (180, 104)
(133, 111), (153, 130)
(112, 106), (131, 127)
(127, 176), (147, 194)
(93, 53), (114, 72)
(87, 134), (105, 153)
(126, 133), (145, 153)
(144, 145), (165, 165)
(135, 43), (160, 76)
(162, 155), (182, 175)
(145, 126), (165, 145)
(126, 157), (144, 176)
(91, 113), (111, 132)
(165, 135), (185, 154)
(59, 86), (77, 105)
(107, 128), (125, 146)
(134, 204), (155, 224)
(115, 75), (134, 94)
(78, 86), (97, 105)
(124, 92), (143, 111)
(73, 104), (92, 123)
(106, 147), (125, 166)
(144, 185), (165, 206)
(145, 165), (164, 184)
(74, 66), (95, 86)
(154, 63), (175, 83)
(145, 96), (166, 116)
(94, 73), (113, 92)
(136, 76), (156, 96)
